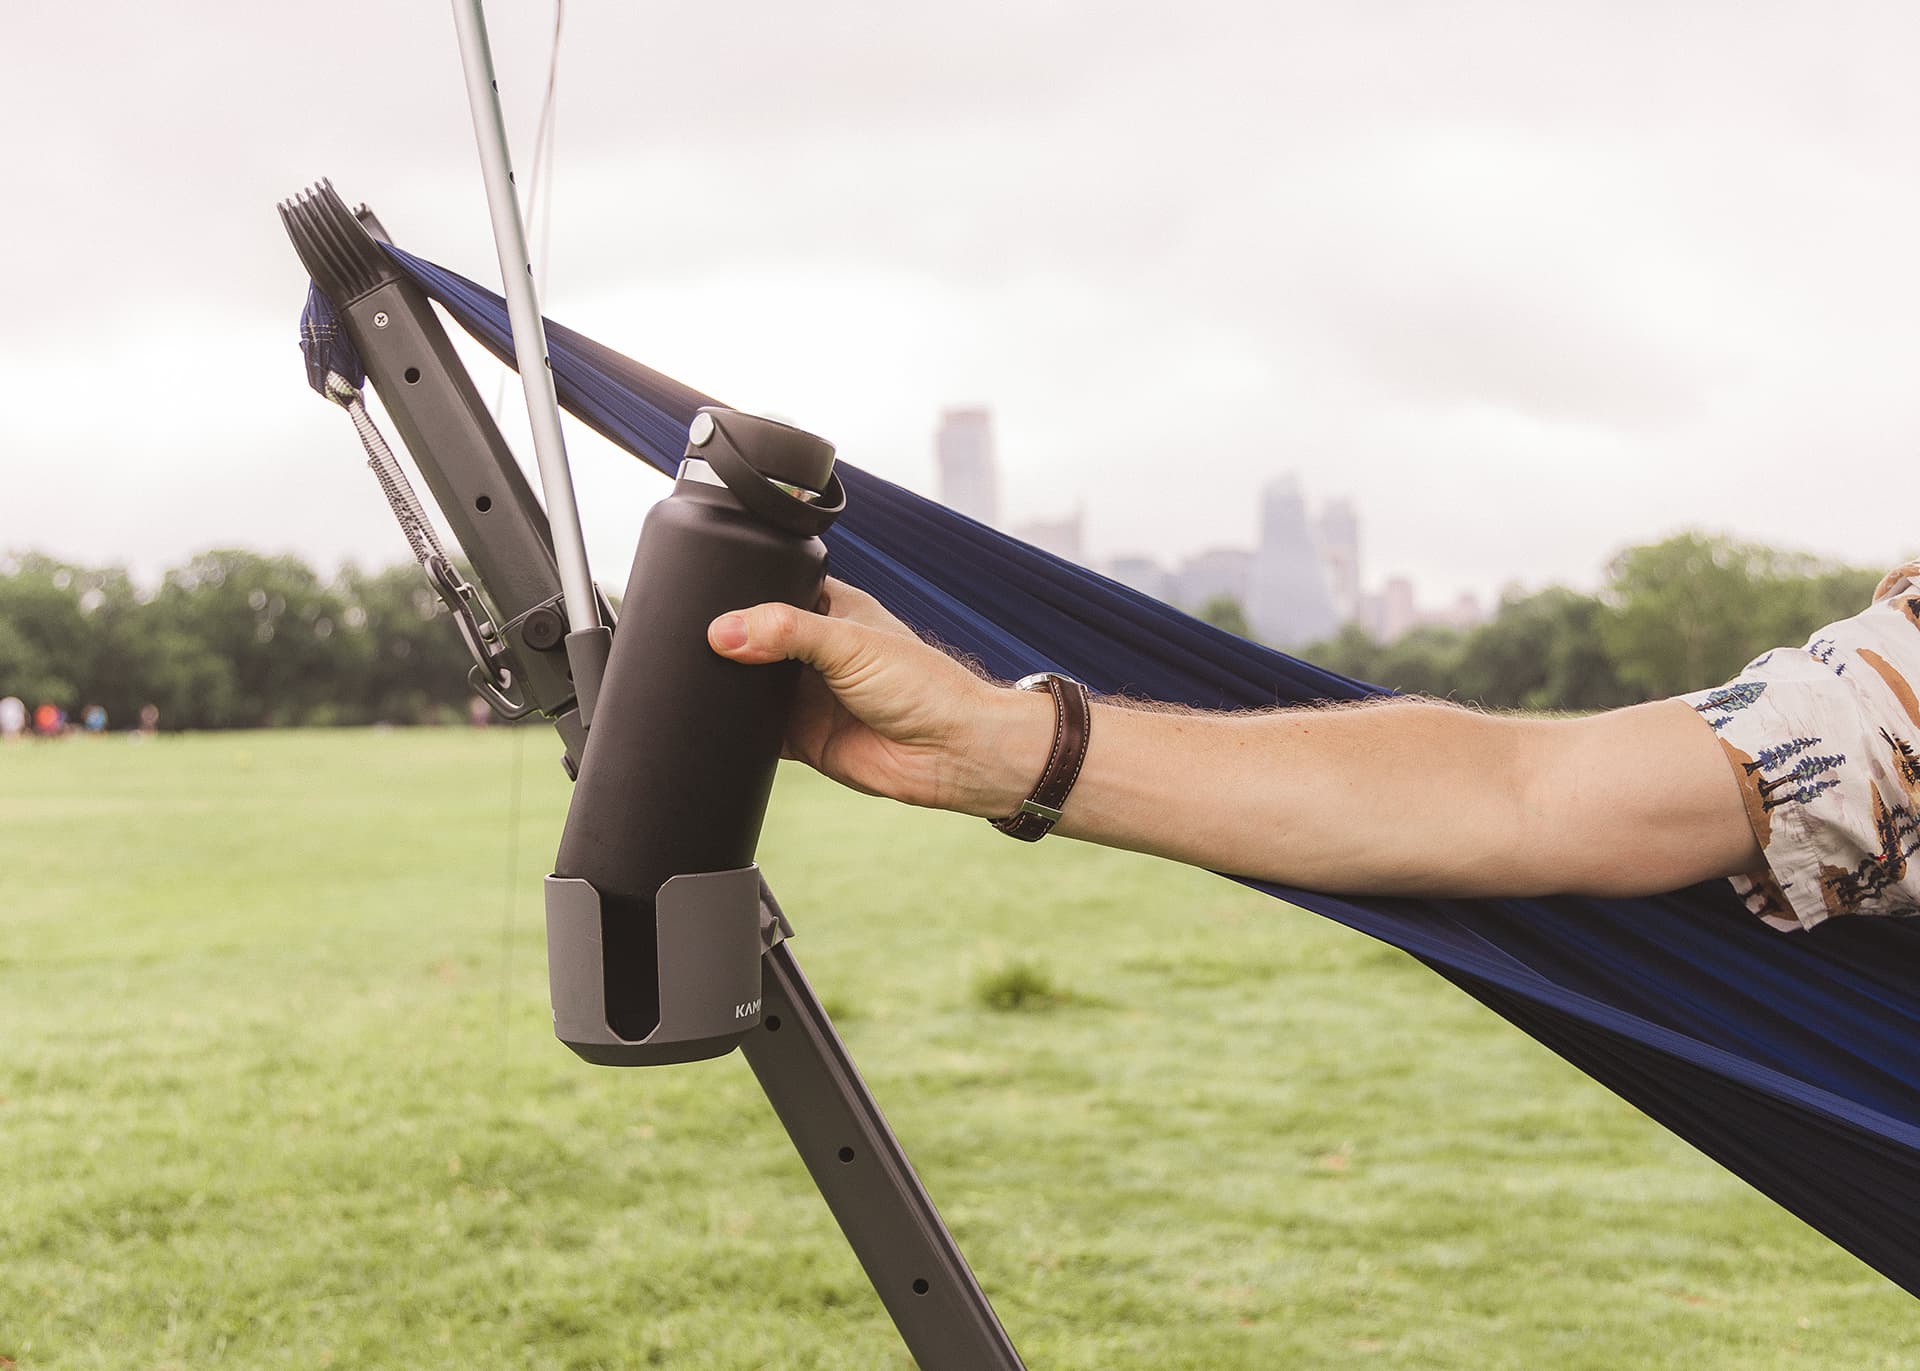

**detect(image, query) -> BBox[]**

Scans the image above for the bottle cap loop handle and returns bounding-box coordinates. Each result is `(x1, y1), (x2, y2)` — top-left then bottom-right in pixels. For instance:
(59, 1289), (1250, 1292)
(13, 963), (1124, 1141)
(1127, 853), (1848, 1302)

(687, 407), (845, 539)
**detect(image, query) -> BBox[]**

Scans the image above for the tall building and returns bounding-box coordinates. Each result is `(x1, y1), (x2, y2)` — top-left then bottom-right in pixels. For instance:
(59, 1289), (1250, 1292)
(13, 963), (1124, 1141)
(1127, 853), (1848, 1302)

(1377, 575), (1418, 643)
(1445, 590), (1486, 632)
(1172, 547), (1253, 612)
(1358, 591), (1386, 642)
(935, 407), (999, 526)
(1316, 498), (1361, 624)
(1247, 476), (1340, 647)
(1105, 555), (1171, 604)
(1358, 578), (1483, 643)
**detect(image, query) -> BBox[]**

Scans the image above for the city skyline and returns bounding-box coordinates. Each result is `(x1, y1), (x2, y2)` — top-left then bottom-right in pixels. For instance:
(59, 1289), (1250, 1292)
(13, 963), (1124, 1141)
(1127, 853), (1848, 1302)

(936, 405), (1484, 646)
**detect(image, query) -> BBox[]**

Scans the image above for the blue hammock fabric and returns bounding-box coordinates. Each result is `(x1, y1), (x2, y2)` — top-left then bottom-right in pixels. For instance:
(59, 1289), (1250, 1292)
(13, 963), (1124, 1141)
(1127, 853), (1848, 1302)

(311, 248), (1920, 1297)
(299, 282), (364, 393)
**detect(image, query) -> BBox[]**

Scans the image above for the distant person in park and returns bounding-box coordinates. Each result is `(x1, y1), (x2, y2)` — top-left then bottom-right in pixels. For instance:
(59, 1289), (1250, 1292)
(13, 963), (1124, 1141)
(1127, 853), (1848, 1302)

(709, 559), (1920, 933)
(0, 695), (24, 742)
(138, 703), (159, 736)
(33, 702), (64, 738)
(81, 704), (107, 735)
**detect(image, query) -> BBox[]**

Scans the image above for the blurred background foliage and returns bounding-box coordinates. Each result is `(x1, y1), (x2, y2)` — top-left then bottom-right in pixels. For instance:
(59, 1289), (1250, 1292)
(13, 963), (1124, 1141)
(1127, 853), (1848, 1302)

(0, 550), (478, 729)
(1300, 531), (1883, 709)
(0, 531), (1888, 730)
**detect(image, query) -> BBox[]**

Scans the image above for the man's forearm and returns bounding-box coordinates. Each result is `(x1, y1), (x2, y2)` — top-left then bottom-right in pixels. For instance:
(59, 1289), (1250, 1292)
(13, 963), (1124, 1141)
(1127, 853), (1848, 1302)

(970, 691), (1760, 898)
(707, 585), (1760, 900)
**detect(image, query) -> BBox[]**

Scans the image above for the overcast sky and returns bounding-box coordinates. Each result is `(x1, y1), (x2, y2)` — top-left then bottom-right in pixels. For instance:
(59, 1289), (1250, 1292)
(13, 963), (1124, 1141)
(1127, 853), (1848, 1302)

(4, 1), (1918, 608)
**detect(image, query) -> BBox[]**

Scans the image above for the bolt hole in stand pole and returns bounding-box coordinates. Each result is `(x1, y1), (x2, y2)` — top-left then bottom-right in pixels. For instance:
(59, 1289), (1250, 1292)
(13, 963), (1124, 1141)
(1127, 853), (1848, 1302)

(428, 4), (1028, 1366)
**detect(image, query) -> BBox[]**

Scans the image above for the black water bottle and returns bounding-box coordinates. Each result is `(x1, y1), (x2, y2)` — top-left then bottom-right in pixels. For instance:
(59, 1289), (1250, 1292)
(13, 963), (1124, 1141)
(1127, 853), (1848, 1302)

(546, 407), (845, 1066)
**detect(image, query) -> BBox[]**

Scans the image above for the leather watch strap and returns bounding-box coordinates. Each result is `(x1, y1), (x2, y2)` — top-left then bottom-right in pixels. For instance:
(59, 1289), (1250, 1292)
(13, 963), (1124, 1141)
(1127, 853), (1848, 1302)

(991, 672), (1092, 842)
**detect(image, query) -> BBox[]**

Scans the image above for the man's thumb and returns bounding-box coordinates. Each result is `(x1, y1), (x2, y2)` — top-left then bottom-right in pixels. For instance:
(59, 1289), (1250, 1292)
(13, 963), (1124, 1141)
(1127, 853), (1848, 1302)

(709, 602), (858, 671)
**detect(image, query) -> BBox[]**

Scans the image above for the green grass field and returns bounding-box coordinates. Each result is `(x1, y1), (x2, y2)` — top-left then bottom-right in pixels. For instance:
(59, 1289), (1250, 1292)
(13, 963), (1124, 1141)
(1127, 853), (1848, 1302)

(1, 729), (1912, 1369)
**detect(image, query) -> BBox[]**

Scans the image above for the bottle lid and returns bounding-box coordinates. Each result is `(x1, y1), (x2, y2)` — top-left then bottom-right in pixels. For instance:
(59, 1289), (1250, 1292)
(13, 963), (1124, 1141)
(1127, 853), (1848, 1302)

(686, 408), (835, 494)
(685, 407), (845, 538)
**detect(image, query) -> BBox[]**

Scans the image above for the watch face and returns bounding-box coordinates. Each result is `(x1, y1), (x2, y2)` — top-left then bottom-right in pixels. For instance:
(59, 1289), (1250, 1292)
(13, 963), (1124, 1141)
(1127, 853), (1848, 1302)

(1015, 671), (1063, 692)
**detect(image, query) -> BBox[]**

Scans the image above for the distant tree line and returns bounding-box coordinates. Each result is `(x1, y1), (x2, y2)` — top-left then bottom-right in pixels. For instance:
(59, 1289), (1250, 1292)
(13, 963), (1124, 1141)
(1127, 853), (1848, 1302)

(1288, 532), (1883, 710)
(0, 550), (482, 730)
(0, 532), (1889, 731)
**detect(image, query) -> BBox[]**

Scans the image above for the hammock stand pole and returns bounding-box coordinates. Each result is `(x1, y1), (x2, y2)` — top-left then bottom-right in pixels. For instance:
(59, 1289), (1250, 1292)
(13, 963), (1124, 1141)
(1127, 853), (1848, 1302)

(448, 0), (612, 722)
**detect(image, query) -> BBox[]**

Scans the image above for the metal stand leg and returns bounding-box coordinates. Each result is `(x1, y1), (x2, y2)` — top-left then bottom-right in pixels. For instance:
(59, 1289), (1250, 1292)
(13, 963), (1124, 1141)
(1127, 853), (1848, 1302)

(745, 941), (1026, 1370)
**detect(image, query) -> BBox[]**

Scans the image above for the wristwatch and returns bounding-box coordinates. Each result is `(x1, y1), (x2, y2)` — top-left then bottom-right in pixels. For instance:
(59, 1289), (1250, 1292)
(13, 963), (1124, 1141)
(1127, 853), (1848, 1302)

(990, 671), (1092, 842)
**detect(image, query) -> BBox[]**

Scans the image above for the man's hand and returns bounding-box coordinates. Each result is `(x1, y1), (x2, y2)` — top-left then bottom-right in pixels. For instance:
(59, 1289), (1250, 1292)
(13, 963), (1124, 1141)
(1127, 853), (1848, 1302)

(708, 579), (1049, 819)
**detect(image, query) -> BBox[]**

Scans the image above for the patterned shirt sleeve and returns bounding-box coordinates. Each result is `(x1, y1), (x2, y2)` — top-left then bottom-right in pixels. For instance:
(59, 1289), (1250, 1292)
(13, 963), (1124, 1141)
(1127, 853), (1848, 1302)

(1681, 565), (1920, 931)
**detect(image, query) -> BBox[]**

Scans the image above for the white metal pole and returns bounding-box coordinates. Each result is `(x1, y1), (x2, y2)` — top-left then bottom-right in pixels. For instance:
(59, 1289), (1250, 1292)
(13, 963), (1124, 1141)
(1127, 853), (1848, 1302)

(449, 0), (600, 638)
